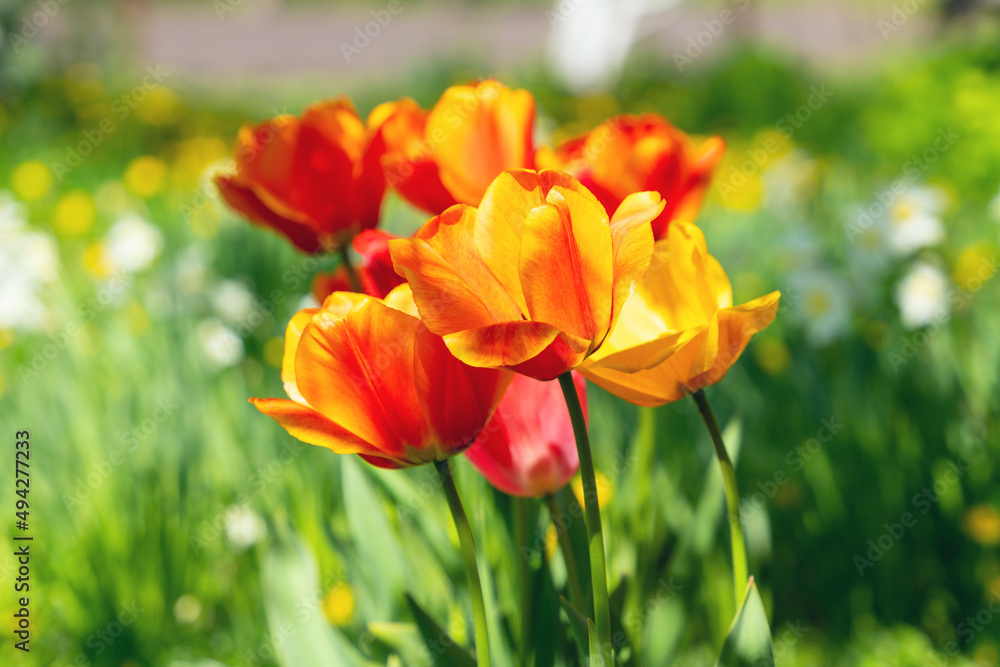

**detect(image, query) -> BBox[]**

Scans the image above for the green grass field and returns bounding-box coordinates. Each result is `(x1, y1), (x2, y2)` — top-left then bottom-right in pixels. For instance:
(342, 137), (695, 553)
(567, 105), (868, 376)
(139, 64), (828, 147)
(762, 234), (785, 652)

(2, 8), (1000, 666)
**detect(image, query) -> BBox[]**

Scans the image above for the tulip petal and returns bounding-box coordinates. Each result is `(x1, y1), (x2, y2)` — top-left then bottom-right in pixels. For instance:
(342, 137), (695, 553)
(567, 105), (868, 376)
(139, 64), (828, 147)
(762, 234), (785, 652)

(352, 229), (405, 298)
(374, 98), (459, 215)
(382, 283), (421, 318)
(391, 205), (522, 335)
(384, 153), (459, 215)
(507, 331), (591, 381)
(688, 291), (781, 390)
(215, 174), (323, 253)
(250, 398), (377, 455)
(465, 372), (584, 497)
(475, 169), (603, 314)
(441, 320), (589, 374)
(518, 186), (614, 344)
(578, 363), (687, 407)
(585, 326), (701, 374)
(281, 308), (318, 402)
(413, 326), (512, 456)
(643, 222), (732, 330)
(662, 135), (725, 232)
(294, 101), (367, 235)
(605, 191), (662, 344)
(428, 81), (535, 205)
(233, 117), (300, 196)
(295, 300), (427, 457)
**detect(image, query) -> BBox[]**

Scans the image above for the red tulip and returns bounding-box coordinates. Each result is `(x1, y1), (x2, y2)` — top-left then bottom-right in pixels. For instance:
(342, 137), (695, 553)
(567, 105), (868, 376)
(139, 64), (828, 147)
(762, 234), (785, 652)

(538, 114), (724, 239)
(379, 81), (536, 214)
(465, 372), (586, 497)
(215, 98), (389, 253)
(251, 288), (511, 469)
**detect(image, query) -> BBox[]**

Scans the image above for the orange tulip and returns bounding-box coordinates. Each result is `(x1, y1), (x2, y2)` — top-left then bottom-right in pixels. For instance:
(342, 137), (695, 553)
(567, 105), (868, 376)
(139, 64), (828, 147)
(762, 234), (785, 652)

(465, 372), (586, 497)
(251, 287), (511, 468)
(215, 98), (388, 253)
(311, 230), (404, 302)
(380, 80), (536, 214)
(538, 114), (724, 239)
(579, 221), (780, 406)
(371, 98), (459, 216)
(390, 169), (664, 381)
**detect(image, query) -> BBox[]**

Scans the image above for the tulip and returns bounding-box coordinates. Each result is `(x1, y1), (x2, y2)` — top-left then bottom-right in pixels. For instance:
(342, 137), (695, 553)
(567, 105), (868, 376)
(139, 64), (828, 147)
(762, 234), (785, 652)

(538, 114), (724, 239)
(311, 230), (404, 301)
(579, 220), (780, 406)
(380, 80), (536, 214)
(371, 98), (459, 215)
(215, 98), (388, 253)
(465, 372), (586, 497)
(250, 286), (511, 468)
(390, 168), (664, 381)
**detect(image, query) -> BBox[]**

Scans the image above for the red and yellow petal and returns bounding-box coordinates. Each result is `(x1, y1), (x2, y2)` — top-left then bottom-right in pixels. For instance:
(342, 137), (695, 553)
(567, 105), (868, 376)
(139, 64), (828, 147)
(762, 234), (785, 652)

(441, 320), (588, 373)
(474, 169), (603, 315)
(232, 116), (300, 195)
(293, 102), (366, 235)
(428, 80), (535, 205)
(507, 331), (591, 380)
(250, 397), (378, 455)
(605, 191), (661, 342)
(374, 98), (458, 215)
(281, 307), (319, 401)
(214, 174), (324, 253)
(294, 299), (426, 457)
(390, 205), (521, 335)
(518, 186), (613, 344)
(687, 291), (780, 390)
(413, 325), (512, 456)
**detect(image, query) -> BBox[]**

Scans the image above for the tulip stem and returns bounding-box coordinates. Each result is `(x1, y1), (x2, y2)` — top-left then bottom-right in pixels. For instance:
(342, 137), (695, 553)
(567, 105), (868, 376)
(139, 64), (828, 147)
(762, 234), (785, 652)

(557, 372), (612, 665)
(435, 459), (491, 667)
(514, 496), (531, 667)
(691, 389), (748, 607)
(544, 494), (586, 615)
(338, 244), (361, 292)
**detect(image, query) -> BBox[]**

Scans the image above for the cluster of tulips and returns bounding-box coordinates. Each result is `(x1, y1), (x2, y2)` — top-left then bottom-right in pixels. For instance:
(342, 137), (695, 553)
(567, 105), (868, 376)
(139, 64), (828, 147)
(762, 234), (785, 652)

(215, 79), (780, 665)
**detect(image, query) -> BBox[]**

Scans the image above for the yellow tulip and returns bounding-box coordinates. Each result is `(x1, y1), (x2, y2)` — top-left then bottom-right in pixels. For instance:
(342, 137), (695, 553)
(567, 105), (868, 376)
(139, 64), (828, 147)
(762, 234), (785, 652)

(579, 220), (780, 406)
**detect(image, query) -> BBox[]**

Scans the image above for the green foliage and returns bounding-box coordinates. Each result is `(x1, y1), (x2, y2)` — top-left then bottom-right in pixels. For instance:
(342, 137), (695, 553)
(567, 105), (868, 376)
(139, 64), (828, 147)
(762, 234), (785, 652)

(3, 27), (1000, 667)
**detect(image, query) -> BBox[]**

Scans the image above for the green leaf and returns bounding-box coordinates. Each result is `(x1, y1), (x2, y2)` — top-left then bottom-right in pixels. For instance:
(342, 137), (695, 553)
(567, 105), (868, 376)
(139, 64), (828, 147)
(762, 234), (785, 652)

(404, 593), (476, 667)
(342, 457), (407, 611)
(366, 622), (427, 665)
(715, 577), (775, 667)
(261, 533), (378, 667)
(532, 560), (560, 667)
(560, 595), (589, 659)
(587, 618), (608, 667)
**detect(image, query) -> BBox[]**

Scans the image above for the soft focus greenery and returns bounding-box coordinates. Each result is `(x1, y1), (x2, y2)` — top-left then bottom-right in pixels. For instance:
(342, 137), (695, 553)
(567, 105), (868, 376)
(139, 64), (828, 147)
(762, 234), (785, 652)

(2, 6), (1000, 666)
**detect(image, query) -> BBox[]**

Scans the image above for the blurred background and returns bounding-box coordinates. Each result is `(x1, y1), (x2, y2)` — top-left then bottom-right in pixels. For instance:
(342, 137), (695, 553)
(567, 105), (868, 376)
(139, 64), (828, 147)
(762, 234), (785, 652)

(2, 0), (1000, 664)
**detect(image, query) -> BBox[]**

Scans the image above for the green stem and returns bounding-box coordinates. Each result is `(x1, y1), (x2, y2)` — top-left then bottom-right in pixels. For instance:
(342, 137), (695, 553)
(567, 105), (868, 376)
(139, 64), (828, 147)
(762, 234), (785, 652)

(557, 372), (612, 665)
(514, 496), (531, 667)
(435, 459), (491, 666)
(635, 406), (657, 540)
(691, 389), (748, 607)
(544, 494), (586, 615)
(338, 244), (361, 292)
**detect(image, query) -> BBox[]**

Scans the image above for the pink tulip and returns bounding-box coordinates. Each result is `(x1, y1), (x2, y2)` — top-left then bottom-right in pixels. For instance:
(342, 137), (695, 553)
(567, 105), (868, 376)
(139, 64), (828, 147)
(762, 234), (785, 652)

(465, 372), (587, 497)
